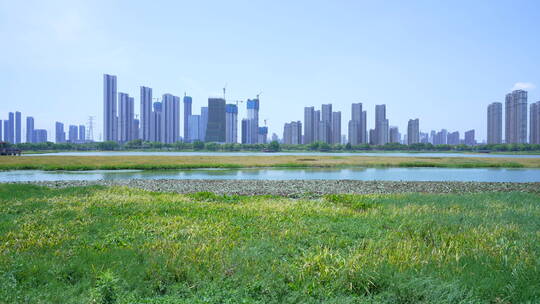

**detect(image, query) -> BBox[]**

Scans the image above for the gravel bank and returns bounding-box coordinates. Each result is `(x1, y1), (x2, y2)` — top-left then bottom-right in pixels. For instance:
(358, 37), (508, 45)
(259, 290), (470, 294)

(12, 179), (540, 197)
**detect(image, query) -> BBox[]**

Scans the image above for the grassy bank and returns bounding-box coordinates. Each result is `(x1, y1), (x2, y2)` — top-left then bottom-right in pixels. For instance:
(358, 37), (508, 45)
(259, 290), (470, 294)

(1, 184), (539, 303)
(1, 155), (539, 171)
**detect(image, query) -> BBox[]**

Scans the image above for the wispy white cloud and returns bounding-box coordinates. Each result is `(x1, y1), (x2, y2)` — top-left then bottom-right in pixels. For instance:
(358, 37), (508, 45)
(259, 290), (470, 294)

(512, 82), (536, 91)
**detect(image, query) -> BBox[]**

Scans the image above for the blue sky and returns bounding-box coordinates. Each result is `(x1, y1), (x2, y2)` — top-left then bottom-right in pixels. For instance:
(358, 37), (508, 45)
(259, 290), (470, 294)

(1, 0), (539, 142)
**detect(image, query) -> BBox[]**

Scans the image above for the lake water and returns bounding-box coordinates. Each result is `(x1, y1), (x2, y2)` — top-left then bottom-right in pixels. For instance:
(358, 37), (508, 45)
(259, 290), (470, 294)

(24, 151), (540, 158)
(2, 167), (539, 182)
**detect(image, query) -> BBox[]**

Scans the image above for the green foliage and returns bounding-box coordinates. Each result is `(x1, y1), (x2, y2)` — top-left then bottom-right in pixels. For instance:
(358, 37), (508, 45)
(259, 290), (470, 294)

(267, 140), (281, 152)
(1, 185), (540, 303)
(192, 141), (205, 150)
(98, 141), (120, 151)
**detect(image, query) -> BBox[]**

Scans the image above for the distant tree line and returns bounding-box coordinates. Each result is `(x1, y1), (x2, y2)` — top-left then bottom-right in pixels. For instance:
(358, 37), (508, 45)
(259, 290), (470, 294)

(7, 140), (540, 153)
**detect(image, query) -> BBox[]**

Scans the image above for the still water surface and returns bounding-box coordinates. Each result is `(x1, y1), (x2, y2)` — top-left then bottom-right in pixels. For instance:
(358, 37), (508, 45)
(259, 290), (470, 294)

(2, 167), (539, 182)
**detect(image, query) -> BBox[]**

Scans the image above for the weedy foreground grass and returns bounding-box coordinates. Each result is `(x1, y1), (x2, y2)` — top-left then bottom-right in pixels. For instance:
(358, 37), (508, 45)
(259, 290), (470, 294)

(0, 184), (539, 303)
(0, 155), (539, 171)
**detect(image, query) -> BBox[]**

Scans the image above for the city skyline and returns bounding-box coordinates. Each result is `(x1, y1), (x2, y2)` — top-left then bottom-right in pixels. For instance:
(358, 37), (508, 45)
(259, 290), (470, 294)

(2, 1), (540, 142)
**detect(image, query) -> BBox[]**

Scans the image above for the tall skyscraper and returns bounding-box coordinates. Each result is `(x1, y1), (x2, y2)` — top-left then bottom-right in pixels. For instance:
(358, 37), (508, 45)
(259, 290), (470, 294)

(505, 90), (528, 144)
(246, 99), (260, 144)
(283, 121), (302, 144)
(118, 93), (134, 142)
(331, 111), (341, 144)
(241, 119), (249, 144)
(5, 112), (14, 143)
(15, 111), (21, 144)
(26, 116), (34, 143)
(304, 106), (315, 144)
(447, 131), (459, 145)
(55, 122), (65, 143)
(464, 130), (475, 146)
(530, 101), (540, 144)
(200, 107), (208, 142)
(150, 102), (162, 142)
(188, 115), (201, 142)
(407, 118), (420, 145)
(314, 110), (320, 142)
(348, 103), (364, 145)
(133, 119), (140, 140)
(103, 74), (118, 142)
(225, 104), (238, 143)
(140, 86), (152, 141)
(79, 125), (86, 142)
(34, 129), (47, 143)
(183, 95), (192, 142)
(389, 126), (400, 143)
(205, 98), (226, 142)
(361, 111), (367, 144)
(161, 94), (180, 144)
(258, 126), (268, 144)
(487, 102), (503, 144)
(320, 104), (332, 143)
(375, 105), (388, 145)
(68, 125), (78, 142)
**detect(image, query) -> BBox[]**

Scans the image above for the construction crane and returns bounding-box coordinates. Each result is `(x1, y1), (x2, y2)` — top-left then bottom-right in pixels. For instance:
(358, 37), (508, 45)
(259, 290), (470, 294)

(223, 83), (228, 100)
(256, 91), (262, 100)
(230, 100), (244, 107)
(263, 119), (268, 126)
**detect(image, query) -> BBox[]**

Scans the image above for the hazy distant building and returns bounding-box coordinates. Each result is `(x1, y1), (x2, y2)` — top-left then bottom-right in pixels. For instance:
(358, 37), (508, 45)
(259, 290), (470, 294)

(161, 94), (180, 144)
(407, 118), (420, 145)
(79, 125), (86, 142)
(34, 129), (47, 143)
(55, 122), (65, 143)
(447, 131), (460, 145)
(505, 90), (528, 144)
(331, 111), (341, 145)
(420, 132), (429, 143)
(304, 106), (315, 144)
(140, 86), (152, 141)
(15, 111), (21, 144)
(313, 110), (320, 142)
(205, 98), (226, 142)
(118, 93), (134, 142)
(271, 133), (278, 142)
(389, 126), (400, 143)
(464, 129), (475, 146)
(225, 104), (238, 143)
(530, 101), (540, 144)
(241, 119), (249, 144)
(375, 105), (388, 145)
(103, 74), (118, 142)
(4, 112), (14, 143)
(183, 95), (192, 142)
(348, 103), (364, 145)
(188, 115), (201, 142)
(320, 104), (332, 144)
(150, 102), (162, 142)
(246, 99), (260, 144)
(258, 126), (268, 144)
(68, 125), (78, 142)
(283, 121), (302, 144)
(26, 116), (34, 143)
(433, 129), (448, 145)
(132, 119), (139, 140)
(487, 102), (502, 144)
(200, 107), (208, 142)
(369, 129), (376, 145)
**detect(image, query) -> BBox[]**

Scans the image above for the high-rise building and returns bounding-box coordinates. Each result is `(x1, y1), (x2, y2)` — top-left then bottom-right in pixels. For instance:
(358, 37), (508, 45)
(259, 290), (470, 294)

(258, 126), (268, 144)
(133, 119), (139, 140)
(161, 94), (180, 144)
(225, 104), (238, 143)
(188, 115), (201, 142)
(283, 121), (302, 144)
(314, 110), (320, 142)
(241, 119), (249, 144)
(304, 106), (315, 144)
(271, 133), (278, 142)
(15, 111), (21, 144)
(246, 99), (260, 144)
(464, 129), (475, 146)
(26, 116), (34, 143)
(530, 101), (540, 144)
(320, 104), (332, 143)
(183, 95), (192, 142)
(118, 93), (134, 142)
(205, 98), (226, 142)
(389, 126), (400, 143)
(150, 102), (162, 142)
(55, 122), (65, 143)
(68, 125), (78, 142)
(487, 102), (502, 144)
(369, 129), (376, 145)
(348, 103), (366, 145)
(447, 131), (460, 145)
(200, 107), (208, 142)
(5, 112), (14, 143)
(361, 111), (367, 144)
(103, 74), (118, 142)
(34, 129), (47, 143)
(140, 86), (152, 141)
(79, 125), (86, 142)
(407, 118), (420, 145)
(505, 90), (528, 144)
(375, 105), (388, 145)
(331, 111), (341, 145)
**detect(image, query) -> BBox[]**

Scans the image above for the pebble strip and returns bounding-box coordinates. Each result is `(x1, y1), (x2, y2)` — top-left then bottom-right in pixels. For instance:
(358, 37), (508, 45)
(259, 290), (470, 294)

(11, 179), (540, 197)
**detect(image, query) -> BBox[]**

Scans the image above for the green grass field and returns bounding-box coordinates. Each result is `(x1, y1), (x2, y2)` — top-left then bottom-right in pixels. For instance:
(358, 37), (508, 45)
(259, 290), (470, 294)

(1, 184), (539, 303)
(1, 155), (538, 171)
